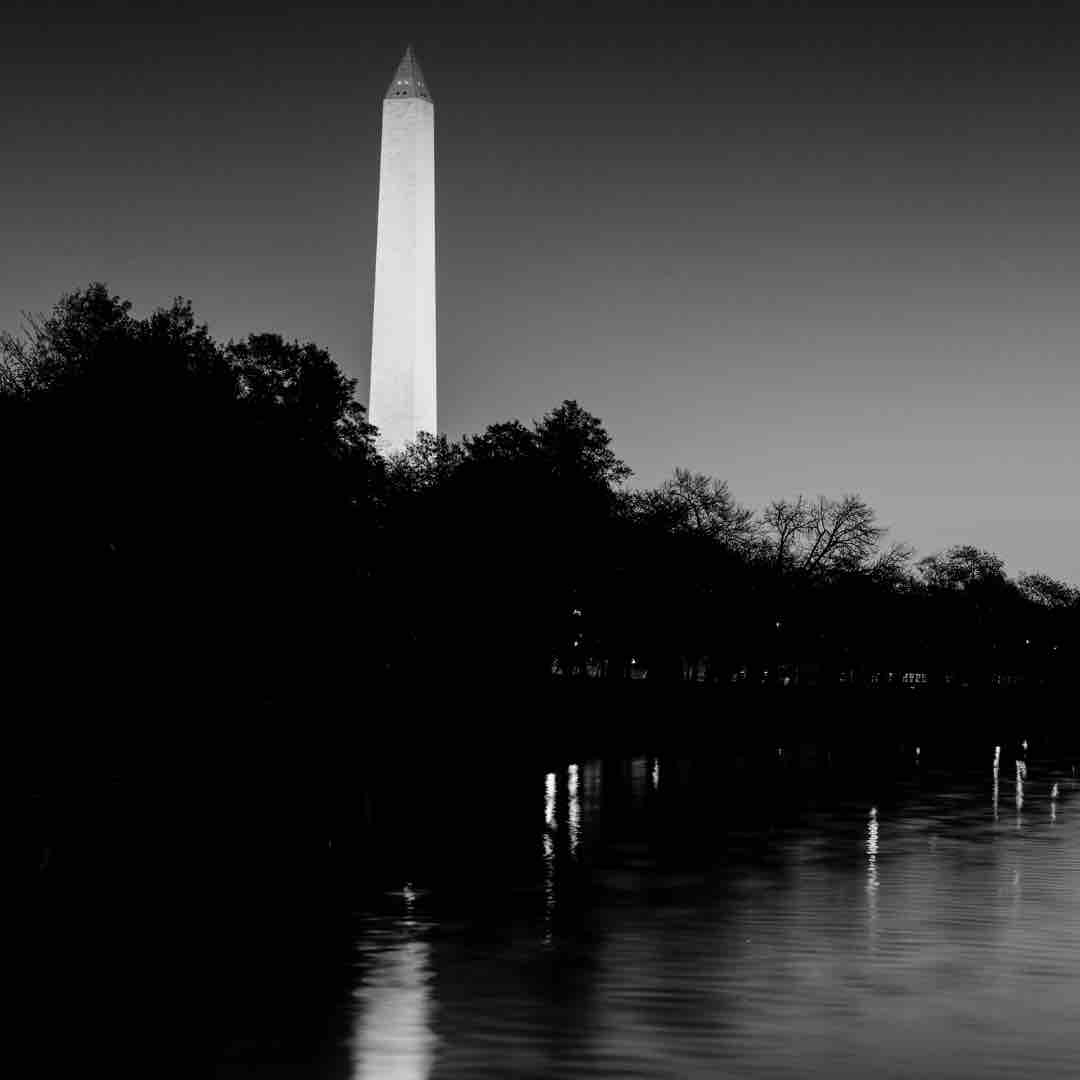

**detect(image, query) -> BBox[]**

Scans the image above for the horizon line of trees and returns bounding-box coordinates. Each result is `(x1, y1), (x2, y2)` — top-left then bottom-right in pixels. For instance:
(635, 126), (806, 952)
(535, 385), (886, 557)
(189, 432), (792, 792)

(2, 283), (1077, 705)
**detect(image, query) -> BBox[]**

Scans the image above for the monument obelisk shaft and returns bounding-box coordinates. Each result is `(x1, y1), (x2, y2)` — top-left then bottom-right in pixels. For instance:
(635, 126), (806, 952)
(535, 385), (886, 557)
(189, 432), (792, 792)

(369, 46), (436, 452)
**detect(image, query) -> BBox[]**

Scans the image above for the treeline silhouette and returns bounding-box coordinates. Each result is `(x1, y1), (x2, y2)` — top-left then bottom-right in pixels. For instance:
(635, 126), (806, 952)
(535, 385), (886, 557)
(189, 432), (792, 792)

(3, 284), (1077, 712)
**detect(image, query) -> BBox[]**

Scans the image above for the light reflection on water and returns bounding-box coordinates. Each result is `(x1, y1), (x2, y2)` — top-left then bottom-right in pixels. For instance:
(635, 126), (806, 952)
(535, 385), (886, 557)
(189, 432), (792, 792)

(866, 806), (879, 937)
(344, 748), (1080, 1080)
(543, 771), (556, 941)
(629, 755), (648, 805)
(350, 890), (436, 1080)
(1016, 759), (1027, 827)
(993, 746), (1000, 821)
(567, 764), (580, 856)
(582, 759), (602, 818)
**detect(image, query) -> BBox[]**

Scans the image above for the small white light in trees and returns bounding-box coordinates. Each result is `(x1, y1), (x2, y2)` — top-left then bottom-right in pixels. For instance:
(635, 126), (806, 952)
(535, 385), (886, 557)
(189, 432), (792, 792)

(1022, 739), (1029, 752)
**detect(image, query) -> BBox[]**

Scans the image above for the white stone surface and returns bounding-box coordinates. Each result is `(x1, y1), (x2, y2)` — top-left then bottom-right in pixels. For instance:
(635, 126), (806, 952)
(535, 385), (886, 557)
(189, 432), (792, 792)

(369, 87), (436, 453)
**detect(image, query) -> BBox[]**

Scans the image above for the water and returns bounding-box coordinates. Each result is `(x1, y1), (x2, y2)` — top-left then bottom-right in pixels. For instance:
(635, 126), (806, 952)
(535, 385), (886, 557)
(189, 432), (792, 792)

(208, 738), (1080, 1078)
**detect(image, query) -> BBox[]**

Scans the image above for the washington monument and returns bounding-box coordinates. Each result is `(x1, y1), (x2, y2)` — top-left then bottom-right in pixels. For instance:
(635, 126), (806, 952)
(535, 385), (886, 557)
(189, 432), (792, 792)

(368, 46), (436, 453)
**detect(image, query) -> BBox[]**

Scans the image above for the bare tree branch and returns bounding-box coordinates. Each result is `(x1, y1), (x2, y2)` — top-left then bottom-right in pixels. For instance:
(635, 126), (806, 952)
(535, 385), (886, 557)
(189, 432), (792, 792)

(625, 468), (758, 551)
(760, 494), (886, 576)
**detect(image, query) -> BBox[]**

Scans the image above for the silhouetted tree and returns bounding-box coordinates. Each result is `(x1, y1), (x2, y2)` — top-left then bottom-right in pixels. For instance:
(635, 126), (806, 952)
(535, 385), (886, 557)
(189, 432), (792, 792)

(228, 333), (375, 458)
(912, 546), (1026, 687)
(534, 399), (632, 492)
(611, 469), (759, 680)
(1016, 571), (1079, 610)
(384, 431), (466, 495)
(626, 468), (757, 550)
(1, 285), (381, 707)
(0, 283), (136, 398)
(917, 545), (1007, 591)
(1015, 572), (1080, 686)
(5, 283), (1077, 706)
(760, 494), (886, 577)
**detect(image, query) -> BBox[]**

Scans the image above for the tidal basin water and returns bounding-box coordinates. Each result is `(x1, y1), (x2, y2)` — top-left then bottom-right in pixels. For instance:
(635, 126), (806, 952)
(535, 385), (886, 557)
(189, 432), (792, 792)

(218, 739), (1080, 1078)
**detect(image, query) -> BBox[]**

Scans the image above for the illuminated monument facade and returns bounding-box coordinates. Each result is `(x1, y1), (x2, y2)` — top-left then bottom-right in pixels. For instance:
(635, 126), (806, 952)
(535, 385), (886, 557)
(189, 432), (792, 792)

(369, 46), (436, 453)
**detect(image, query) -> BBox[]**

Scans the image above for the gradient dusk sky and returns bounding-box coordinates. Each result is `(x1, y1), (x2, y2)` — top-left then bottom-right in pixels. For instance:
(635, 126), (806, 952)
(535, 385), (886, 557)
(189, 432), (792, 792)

(3, 1), (1079, 582)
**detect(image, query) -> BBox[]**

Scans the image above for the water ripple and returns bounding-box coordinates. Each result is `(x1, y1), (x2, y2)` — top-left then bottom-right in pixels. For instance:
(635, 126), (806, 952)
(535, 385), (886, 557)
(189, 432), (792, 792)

(343, 752), (1080, 1079)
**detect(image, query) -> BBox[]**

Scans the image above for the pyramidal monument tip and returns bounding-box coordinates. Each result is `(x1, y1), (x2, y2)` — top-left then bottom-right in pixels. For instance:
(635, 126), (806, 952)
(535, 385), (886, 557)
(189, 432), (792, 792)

(384, 45), (433, 103)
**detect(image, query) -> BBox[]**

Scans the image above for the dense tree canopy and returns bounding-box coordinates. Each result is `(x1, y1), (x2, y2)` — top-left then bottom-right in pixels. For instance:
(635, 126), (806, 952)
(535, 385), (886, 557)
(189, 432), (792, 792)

(3, 283), (1076, 707)
(1, 285), (379, 707)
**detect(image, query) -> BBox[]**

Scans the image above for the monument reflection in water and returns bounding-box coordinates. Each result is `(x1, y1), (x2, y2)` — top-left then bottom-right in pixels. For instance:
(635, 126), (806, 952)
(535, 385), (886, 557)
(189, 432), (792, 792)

(345, 745), (1080, 1080)
(350, 885), (437, 1080)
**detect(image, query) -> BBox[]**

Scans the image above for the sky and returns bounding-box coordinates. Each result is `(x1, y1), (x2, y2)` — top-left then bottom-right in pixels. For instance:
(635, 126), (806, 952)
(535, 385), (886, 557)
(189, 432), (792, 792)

(3, 0), (1079, 583)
